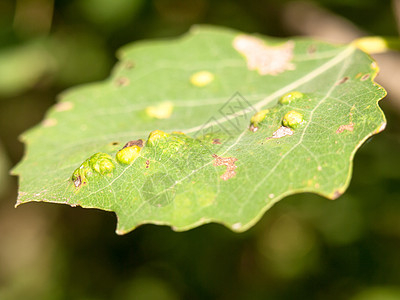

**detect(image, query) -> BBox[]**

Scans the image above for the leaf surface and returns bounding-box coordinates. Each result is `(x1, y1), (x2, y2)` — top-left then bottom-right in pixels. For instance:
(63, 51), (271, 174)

(13, 26), (386, 234)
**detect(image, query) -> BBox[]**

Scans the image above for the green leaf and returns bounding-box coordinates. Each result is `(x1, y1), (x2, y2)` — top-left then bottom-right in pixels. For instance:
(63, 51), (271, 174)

(12, 26), (386, 234)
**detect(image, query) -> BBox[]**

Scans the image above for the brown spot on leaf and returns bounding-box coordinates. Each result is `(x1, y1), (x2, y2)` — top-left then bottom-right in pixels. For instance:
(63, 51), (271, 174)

(145, 160), (150, 169)
(212, 154), (238, 181)
(115, 77), (130, 86)
(336, 76), (349, 85)
(123, 139), (144, 149)
(361, 74), (370, 81)
(212, 139), (221, 144)
(336, 123), (354, 133)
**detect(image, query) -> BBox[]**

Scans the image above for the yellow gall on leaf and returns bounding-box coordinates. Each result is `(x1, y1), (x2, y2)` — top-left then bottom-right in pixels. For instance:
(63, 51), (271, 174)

(279, 91), (304, 105)
(116, 145), (141, 165)
(250, 109), (269, 132)
(282, 110), (304, 129)
(190, 71), (214, 87)
(251, 109), (269, 127)
(147, 130), (169, 145)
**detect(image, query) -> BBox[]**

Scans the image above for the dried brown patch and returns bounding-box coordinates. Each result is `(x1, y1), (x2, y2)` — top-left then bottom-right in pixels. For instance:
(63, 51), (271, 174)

(336, 106), (356, 134)
(233, 34), (295, 75)
(212, 139), (221, 144)
(212, 154), (238, 181)
(266, 126), (294, 140)
(361, 74), (370, 81)
(336, 123), (354, 133)
(123, 139), (144, 148)
(115, 77), (130, 86)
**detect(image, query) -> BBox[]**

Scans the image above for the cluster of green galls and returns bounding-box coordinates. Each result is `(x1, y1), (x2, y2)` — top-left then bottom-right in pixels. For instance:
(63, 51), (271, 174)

(250, 90), (305, 131)
(72, 92), (305, 187)
(71, 130), (168, 188)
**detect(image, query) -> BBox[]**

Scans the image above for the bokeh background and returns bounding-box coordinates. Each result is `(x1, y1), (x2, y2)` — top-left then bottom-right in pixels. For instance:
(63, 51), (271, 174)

(1, 0), (400, 299)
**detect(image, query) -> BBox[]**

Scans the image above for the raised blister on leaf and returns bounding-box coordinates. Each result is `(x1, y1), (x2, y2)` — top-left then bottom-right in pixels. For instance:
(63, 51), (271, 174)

(72, 159), (94, 187)
(250, 109), (269, 132)
(282, 110), (304, 129)
(147, 130), (169, 146)
(116, 145), (141, 165)
(89, 153), (115, 175)
(279, 91), (304, 105)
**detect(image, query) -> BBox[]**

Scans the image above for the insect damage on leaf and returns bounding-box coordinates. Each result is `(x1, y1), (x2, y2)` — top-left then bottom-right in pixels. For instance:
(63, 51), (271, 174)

(212, 138), (221, 144)
(233, 34), (295, 75)
(361, 74), (370, 81)
(336, 124), (354, 133)
(212, 154), (238, 181)
(336, 76), (349, 85)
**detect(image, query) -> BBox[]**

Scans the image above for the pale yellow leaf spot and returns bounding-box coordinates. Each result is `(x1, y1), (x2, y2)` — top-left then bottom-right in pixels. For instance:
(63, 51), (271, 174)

(145, 102), (173, 119)
(190, 71), (214, 87)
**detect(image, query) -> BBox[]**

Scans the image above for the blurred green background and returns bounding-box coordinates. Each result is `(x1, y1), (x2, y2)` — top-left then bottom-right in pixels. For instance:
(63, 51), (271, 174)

(1, 0), (400, 299)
